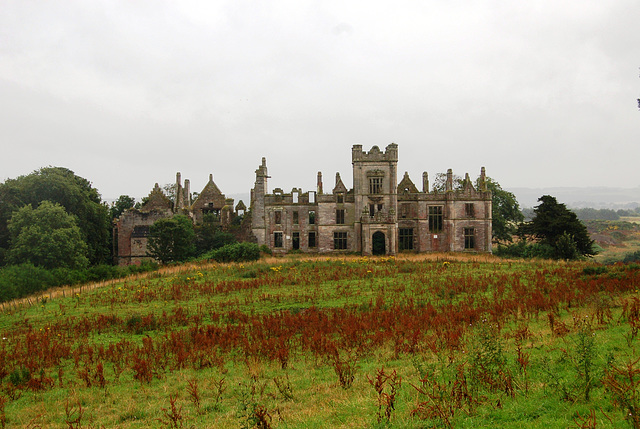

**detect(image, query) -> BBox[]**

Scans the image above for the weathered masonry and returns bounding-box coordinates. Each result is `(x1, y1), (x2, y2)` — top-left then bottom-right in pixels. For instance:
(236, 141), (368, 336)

(113, 144), (492, 265)
(251, 144), (492, 256)
(113, 173), (246, 266)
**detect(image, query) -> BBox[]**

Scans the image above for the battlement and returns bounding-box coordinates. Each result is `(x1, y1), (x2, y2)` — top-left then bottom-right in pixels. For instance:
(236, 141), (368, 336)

(352, 143), (398, 163)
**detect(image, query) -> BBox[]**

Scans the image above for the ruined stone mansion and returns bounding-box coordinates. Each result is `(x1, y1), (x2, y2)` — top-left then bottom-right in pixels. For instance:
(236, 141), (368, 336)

(113, 144), (492, 265)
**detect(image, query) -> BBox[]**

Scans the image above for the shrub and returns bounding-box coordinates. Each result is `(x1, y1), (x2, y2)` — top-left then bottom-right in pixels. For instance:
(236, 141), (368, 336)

(202, 243), (261, 263)
(259, 245), (272, 255)
(623, 251), (640, 264)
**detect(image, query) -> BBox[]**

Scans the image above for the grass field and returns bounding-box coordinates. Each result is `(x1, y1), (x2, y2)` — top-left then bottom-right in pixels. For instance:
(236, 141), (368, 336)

(1, 254), (639, 428)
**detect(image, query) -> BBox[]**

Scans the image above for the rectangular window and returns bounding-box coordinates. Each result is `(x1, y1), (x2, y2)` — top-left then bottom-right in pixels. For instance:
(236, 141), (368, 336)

(336, 193), (344, 204)
(274, 232), (283, 248)
(429, 206), (443, 233)
(292, 232), (300, 250)
(275, 211), (282, 225)
(333, 232), (347, 250)
(132, 225), (150, 238)
(293, 211), (299, 225)
(464, 228), (475, 250)
(309, 191), (316, 203)
(308, 231), (316, 248)
(336, 209), (345, 224)
(399, 228), (414, 251)
(308, 210), (316, 225)
(369, 177), (383, 194)
(465, 203), (475, 218)
(369, 204), (375, 217)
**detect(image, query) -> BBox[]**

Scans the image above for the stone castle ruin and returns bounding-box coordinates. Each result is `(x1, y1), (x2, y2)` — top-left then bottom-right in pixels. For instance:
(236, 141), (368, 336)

(113, 144), (492, 265)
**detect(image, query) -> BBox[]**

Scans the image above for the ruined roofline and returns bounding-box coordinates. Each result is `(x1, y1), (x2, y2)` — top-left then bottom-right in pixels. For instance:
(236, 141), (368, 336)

(352, 143), (398, 162)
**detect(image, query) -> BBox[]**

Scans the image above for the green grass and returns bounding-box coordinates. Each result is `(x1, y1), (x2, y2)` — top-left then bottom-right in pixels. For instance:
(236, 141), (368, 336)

(0, 255), (639, 428)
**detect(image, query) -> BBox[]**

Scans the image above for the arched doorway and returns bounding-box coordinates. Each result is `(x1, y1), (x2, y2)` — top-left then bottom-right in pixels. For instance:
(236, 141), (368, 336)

(372, 231), (386, 255)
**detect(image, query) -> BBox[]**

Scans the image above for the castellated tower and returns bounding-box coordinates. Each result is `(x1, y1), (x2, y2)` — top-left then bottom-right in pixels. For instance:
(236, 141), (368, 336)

(352, 143), (399, 255)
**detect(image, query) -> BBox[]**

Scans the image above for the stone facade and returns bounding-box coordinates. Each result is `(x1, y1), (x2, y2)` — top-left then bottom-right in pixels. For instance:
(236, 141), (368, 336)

(251, 144), (492, 255)
(114, 144), (492, 264)
(113, 175), (245, 265)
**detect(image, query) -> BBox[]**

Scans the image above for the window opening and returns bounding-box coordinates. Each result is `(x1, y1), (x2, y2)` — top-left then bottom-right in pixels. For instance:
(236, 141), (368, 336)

(333, 232), (347, 250)
(369, 177), (383, 194)
(274, 232), (283, 248)
(465, 203), (475, 218)
(464, 228), (475, 250)
(429, 206), (443, 233)
(399, 228), (414, 251)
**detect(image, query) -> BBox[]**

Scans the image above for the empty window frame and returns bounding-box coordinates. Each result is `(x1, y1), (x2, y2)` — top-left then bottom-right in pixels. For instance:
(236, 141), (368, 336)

(274, 210), (282, 225)
(308, 210), (316, 225)
(428, 206), (443, 233)
(336, 193), (344, 204)
(336, 209), (345, 224)
(369, 177), (383, 194)
(369, 204), (375, 217)
(333, 232), (348, 250)
(293, 211), (299, 225)
(308, 231), (317, 248)
(132, 225), (150, 238)
(292, 232), (300, 250)
(399, 228), (414, 251)
(464, 228), (475, 250)
(274, 232), (283, 248)
(465, 203), (475, 218)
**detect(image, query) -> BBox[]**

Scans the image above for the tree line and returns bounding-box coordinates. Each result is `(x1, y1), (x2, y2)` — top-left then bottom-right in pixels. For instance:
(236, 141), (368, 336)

(0, 165), (615, 300)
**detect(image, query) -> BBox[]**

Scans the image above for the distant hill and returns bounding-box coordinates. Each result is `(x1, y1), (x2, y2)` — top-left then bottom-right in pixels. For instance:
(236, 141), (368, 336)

(510, 187), (640, 209)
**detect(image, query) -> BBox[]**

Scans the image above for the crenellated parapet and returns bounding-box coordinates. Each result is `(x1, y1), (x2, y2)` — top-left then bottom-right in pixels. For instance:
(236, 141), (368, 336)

(352, 143), (398, 163)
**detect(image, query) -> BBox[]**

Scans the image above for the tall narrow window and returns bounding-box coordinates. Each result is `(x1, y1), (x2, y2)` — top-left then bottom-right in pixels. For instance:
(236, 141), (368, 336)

(429, 206), (443, 233)
(336, 209), (345, 225)
(274, 211), (282, 225)
(465, 203), (475, 218)
(292, 232), (300, 250)
(309, 210), (316, 225)
(308, 231), (316, 248)
(309, 191), (316, 203)
(336, 193), (344, 204)
(293, 211), (299, 225)
(369, 204), (375, 217)
(333, 232), (348, 250)
(274, 232), (283, 248)
(369, 177), (383, 194)
(464, 228), (475, 250)
(399, 228), (414, 251)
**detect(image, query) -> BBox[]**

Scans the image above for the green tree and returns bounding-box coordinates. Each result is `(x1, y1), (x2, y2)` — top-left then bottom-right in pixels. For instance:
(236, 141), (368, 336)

(7, 201), (89, 269)
(480, 177), (524, 243)
(110, 195), (136, 219)
(0, 167), (110, 265)
(147, 215), (195, 264)
(194, 213), (237, 255)
(431, 172), (463, 192)
(520, 195), (595, 259)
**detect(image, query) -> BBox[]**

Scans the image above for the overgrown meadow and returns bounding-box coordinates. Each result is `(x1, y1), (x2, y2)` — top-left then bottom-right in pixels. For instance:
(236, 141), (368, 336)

(1, 255), (640, 428)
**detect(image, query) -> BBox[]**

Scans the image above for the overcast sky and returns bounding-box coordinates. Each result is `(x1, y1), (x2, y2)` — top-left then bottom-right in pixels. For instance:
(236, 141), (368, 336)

(1, 1), (638, 203)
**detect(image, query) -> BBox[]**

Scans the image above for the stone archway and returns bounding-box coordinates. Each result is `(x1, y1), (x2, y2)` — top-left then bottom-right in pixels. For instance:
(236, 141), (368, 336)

(372, 231), (386, 255)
